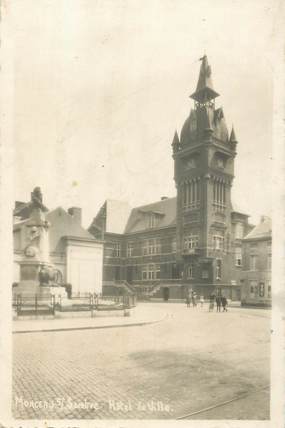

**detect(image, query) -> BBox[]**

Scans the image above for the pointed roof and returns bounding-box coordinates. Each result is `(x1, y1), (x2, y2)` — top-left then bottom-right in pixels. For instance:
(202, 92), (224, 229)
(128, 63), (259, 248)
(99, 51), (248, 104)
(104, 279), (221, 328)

(172, 130), (180, 146)
(124, 197), (177, 233)
(190, 55), (219, 103)
(243, 216), (271, 241)
(229, 126), (237, 143)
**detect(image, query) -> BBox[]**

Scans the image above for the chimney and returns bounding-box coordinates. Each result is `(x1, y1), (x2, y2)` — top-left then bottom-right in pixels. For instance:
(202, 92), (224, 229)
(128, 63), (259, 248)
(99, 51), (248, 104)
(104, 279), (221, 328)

(68, 207), (82, 225)
(260, 215), (269, 223)
(161, 196), (168, 201)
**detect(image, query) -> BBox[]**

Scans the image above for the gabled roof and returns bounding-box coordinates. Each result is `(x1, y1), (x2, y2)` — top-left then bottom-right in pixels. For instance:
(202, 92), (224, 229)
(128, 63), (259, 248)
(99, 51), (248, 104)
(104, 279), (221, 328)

(89, 195), (251, 236)
(105, 200), (132, 234)
(89, 200), (132, 235)
(231, 202), (250, 217)
(47, 207), (95, 251)
(243, 216), (271, 241)
(124, 197), (177, 233)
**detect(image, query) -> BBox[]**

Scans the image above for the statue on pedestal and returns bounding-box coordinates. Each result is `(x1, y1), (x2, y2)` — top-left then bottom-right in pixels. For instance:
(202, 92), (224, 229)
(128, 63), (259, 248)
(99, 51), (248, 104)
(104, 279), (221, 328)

(24, 187), (50, 263)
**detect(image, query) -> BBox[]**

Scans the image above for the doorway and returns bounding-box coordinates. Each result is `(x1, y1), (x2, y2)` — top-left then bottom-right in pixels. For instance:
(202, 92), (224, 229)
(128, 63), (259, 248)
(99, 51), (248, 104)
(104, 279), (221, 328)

(163, 287), (170, 301)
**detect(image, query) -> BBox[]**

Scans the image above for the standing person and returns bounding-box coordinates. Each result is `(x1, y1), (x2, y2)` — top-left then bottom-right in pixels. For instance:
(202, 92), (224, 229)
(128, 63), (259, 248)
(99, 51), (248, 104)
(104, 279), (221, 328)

(199, 295), (204, 308)
(192, 291), (197, 307)
(209, 294), (215, 312)
(186, 291), (191, 308)
(216, 295), (221, 312)
(221, 296), (228, 312)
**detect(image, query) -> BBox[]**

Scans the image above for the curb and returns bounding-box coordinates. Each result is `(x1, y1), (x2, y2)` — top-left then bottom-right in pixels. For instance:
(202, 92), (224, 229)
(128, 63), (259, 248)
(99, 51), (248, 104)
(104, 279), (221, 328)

(13, 314), (167, 334)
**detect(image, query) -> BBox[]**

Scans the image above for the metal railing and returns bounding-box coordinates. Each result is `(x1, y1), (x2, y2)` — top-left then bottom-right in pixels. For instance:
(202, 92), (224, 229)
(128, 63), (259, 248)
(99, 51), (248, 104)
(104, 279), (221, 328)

(13, 294), (56, 316)
(13, 292), (136, 318)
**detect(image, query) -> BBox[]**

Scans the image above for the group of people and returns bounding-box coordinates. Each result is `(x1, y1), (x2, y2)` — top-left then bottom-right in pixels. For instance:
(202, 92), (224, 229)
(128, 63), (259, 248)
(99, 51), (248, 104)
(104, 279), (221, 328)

(209, 294), (228, 312)
(186, 291), (204, 308)
(185, 291), (228, 312)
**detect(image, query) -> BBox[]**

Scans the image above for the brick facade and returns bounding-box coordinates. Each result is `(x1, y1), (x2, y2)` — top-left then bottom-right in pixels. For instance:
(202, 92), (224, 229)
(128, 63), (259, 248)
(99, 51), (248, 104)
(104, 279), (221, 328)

(241, 216), (271, 307)
(89, 56), (254, 300)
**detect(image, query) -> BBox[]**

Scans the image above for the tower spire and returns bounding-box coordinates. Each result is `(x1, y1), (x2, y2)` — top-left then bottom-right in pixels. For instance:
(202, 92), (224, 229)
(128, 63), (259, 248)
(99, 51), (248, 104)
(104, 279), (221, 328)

(171, 130), (180, 153)
(190, 55), (219, 103)
(229, 125), (237, 143)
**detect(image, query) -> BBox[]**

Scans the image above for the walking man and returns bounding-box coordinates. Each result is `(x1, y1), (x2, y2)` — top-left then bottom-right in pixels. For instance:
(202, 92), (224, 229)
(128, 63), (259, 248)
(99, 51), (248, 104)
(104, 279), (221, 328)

(216, 295), (221, 312)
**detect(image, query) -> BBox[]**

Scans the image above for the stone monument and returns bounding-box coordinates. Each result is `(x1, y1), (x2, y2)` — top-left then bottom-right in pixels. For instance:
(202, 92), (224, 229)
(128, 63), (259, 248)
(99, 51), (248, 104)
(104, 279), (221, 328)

(14, 187), (64, 299)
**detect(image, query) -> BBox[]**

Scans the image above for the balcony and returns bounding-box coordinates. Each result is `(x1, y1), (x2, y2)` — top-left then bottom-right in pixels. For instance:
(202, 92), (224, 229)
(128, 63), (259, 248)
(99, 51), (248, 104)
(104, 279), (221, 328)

(182, 247), (200, 256)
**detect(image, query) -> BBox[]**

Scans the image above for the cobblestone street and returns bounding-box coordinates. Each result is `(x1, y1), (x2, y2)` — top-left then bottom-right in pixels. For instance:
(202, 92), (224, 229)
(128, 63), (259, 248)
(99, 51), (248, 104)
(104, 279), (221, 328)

(13, 303), (271, 420)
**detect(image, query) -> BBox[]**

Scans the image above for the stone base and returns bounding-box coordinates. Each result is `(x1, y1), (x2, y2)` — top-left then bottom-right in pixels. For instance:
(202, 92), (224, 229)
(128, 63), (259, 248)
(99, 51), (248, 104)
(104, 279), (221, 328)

(13, 281), (68, 306)
(13, 280), (52, 300)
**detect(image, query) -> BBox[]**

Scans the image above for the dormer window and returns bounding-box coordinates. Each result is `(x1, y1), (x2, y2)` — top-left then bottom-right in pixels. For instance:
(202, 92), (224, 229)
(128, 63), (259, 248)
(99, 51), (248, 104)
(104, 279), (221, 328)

(148, 213), (157, 228)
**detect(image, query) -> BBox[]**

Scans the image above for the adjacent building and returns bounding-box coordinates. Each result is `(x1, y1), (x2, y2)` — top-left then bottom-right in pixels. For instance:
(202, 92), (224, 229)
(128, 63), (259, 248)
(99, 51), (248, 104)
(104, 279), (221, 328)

(89, 56), (254, 300)
(14, 199), (104, 295)
(241, 216), (272, 307)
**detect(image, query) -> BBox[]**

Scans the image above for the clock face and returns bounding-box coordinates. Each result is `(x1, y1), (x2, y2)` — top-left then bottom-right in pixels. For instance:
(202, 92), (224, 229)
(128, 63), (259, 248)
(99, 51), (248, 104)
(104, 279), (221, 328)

(186, 157), (196, 169)
(217, 158), (225, 169)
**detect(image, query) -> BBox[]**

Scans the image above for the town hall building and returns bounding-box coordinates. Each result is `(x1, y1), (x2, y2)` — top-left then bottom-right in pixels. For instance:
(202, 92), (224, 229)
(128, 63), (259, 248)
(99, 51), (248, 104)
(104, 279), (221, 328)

(89, 56), (254, 300)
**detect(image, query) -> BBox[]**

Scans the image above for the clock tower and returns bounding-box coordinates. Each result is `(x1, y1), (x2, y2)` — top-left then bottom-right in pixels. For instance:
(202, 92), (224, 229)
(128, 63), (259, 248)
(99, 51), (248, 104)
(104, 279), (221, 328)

(172, 55), (238, 296)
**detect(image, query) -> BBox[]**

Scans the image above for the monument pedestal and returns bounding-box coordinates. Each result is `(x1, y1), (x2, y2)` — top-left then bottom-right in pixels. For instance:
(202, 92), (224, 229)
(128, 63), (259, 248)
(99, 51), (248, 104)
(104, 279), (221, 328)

(14, 261), (52, 301)
(14, 280), (52, 298)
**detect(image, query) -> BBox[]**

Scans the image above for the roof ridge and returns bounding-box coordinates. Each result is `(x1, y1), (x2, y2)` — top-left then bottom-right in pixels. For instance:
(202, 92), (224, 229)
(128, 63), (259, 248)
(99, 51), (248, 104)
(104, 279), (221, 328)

(132, 196), (176, 210)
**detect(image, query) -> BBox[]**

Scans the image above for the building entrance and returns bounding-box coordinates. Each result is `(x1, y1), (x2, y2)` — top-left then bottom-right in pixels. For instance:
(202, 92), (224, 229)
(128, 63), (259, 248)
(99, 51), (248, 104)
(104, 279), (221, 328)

(163, 287), (170, 301)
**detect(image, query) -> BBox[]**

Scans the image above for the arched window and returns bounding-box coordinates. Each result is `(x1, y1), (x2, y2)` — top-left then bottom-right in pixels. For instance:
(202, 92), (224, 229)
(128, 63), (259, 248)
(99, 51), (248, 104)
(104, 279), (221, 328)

(213, 180), (226, 211)
(182, 180), (200, 210)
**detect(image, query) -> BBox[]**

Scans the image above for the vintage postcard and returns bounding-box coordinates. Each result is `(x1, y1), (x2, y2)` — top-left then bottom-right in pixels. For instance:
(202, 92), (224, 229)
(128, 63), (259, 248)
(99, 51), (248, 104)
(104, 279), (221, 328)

(0, 1), (284, 427)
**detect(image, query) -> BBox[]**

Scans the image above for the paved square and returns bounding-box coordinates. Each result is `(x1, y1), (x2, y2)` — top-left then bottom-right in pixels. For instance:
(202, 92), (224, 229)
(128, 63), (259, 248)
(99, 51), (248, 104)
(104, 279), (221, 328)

(13, 303), (270, 419)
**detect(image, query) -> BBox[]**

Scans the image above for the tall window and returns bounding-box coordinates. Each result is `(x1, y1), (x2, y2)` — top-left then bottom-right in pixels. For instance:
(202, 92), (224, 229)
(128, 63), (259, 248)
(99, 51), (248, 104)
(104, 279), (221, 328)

(148, 213), (157, 228)
(113, 243), (121, 257)
(114, 266), (120, 280)
(127, 242), (134, 257)
(267, 243), (272, 270)
(235, 223), (244, 239)
(184, 235), (199, 250)
(182, 180), (200, 210)
(187, 264), (194, 279)
(142, 264), (160, 280)
(213, 180), (226, 210)
(267, 281), (271, 298)
(171, 263), (180, 279)
(171, 238), (177, 253)
(267, 253), (272, 270)
(250, 255), (257, 271)
(259, 282), (265, 297)
(142, 238), (161, 255)
(235, 247), (242, 266)
(213, 235), (224, 250)
(216, 259), (222, 279)
(250, 280), (257, 297)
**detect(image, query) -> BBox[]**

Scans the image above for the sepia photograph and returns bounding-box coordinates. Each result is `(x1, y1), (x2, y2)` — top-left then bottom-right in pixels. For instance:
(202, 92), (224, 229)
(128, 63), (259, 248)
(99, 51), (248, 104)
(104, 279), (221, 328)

(0, 0), (284, 426)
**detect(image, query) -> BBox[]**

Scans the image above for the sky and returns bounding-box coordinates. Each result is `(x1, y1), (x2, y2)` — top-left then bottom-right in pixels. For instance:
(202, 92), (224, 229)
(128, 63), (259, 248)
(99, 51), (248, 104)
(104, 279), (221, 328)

(12, 0), (277, 227)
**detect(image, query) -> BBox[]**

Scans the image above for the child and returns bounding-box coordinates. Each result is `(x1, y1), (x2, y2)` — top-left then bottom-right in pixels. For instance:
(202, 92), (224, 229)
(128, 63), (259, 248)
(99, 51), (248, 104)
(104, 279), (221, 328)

(221, 296), (228, 312)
